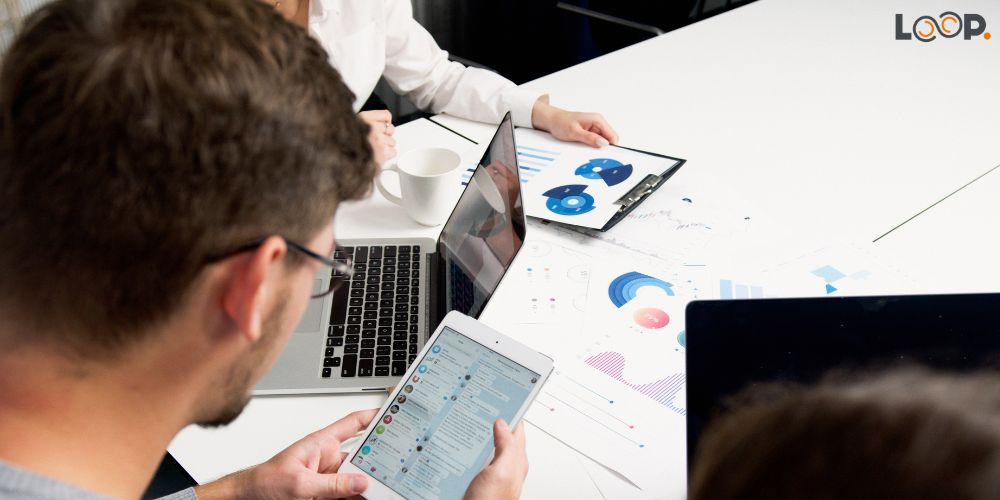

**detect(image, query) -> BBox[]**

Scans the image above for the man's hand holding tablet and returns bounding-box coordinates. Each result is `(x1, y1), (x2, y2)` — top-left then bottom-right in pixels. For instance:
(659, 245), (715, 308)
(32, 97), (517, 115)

(196, 406), (529, 499)
(338, 311), (554, 500)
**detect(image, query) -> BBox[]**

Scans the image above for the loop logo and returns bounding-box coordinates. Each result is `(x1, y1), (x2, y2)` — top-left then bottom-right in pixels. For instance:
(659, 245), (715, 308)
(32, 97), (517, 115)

(896, 12), (990, 42)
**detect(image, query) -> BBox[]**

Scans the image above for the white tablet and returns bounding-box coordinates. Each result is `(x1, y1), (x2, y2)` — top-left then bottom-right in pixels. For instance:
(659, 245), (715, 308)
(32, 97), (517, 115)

(339, 311), (553, 500)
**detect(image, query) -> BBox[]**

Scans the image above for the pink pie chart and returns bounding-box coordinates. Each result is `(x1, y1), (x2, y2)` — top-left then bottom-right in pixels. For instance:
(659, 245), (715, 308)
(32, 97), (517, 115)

(633, 307), (670, 329)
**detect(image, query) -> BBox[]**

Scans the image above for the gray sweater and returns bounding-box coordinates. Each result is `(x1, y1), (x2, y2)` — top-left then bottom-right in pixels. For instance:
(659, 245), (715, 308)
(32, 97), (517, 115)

(0, 459), (197, 500)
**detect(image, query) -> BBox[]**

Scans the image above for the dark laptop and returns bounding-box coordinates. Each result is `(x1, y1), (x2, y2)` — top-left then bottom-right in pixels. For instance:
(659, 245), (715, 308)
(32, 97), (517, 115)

(685, 293), (1000, 469)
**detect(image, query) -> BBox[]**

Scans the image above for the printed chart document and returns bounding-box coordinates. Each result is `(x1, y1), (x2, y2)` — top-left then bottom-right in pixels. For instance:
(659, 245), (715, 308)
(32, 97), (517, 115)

(524, 262), (694, 496)
(515, 128), (684, 230)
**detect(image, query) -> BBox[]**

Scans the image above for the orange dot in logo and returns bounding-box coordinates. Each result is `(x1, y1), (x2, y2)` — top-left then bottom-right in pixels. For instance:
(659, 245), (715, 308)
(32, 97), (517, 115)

(986, 32), (992, 40)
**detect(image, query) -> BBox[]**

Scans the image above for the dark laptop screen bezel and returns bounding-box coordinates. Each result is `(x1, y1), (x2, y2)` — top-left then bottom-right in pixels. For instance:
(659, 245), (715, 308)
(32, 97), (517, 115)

(685, 293), (1000, 469)
(430, 112), (524, 325)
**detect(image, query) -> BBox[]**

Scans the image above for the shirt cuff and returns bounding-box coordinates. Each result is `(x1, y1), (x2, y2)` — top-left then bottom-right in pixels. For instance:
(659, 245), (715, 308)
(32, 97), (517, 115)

(501, 86), (547, 129)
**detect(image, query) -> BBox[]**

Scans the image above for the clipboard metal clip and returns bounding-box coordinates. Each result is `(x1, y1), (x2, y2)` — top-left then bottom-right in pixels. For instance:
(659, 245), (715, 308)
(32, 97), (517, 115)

(614, 174), (663, 212)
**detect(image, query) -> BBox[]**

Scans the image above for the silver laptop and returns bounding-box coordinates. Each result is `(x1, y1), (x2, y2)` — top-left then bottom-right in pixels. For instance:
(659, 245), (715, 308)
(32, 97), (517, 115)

(255, 112), (525, 395)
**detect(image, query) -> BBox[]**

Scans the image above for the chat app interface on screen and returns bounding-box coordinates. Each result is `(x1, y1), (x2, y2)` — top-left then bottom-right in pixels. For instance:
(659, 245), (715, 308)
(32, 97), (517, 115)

(352, 327), (539, 500)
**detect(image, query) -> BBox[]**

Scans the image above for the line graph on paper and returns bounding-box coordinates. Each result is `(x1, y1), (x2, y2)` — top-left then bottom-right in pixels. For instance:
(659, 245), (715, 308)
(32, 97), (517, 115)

(572, 196), (724, 265)
(524, 363), (689, 495)
(528, 370), (649, 448)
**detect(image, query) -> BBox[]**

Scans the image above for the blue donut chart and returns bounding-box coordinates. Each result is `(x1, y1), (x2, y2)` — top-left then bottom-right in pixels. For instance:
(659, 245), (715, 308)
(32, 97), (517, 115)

(575, 158), (622, 179)
(575, 158), (634, 187)
(608, 271), (675, 308)
(543, 184), (596, 216)
(599, 163), (633, 187)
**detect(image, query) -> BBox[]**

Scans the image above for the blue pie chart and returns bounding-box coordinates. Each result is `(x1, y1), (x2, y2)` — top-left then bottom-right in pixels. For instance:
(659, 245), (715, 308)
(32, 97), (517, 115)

(575, 159), (634, 187)
(543, 184), (596, 216)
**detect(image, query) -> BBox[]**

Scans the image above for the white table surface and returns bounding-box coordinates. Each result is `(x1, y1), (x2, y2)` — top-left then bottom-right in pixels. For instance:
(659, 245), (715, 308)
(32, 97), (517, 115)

(438, 0), (1000, 245)
(170, 0), (1000, 497)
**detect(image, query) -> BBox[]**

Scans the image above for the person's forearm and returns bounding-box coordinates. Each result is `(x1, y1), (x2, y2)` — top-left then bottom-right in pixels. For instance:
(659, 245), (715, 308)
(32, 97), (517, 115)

(193, 469), (251, 499)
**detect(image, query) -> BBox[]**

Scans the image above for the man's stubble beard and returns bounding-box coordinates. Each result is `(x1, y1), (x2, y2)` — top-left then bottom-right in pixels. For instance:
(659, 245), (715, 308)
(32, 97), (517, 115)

(196, 298), (289, 428)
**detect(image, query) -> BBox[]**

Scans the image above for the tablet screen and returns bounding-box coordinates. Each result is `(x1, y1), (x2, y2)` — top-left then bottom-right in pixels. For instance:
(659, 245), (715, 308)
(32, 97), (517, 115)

(351, 326), (539, 499)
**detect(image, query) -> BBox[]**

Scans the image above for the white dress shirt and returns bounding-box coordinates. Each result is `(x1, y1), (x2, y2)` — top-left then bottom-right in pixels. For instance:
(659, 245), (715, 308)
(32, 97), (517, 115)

(308, 0), (545, 127)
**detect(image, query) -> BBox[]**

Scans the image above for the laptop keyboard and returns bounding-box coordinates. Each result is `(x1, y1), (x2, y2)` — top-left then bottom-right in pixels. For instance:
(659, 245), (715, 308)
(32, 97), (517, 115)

(322, 245), (422, 379)
(449, 261), (475, 315)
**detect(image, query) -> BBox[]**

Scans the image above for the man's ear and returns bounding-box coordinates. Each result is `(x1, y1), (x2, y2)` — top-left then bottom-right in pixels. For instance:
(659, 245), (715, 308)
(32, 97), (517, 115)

(220, 236), (288, 343)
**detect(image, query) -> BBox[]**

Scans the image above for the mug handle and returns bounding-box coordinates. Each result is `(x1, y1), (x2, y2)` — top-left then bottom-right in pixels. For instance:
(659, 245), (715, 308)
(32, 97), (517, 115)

(375, 162), (404, 206)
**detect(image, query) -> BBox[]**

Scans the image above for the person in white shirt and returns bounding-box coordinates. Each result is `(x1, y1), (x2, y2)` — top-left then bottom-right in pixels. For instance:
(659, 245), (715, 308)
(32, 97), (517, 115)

(268, 0), (620, 165)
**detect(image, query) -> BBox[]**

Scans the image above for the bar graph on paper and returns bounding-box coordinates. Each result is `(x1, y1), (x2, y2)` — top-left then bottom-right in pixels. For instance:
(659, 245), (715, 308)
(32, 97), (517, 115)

(514, 144), (559, 183)
(460, 144), (559, 185)
(718, 279), (765, 299)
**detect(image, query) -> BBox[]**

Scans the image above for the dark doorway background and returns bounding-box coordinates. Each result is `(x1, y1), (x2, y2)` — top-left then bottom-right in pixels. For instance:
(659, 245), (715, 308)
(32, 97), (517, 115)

(411, 0), (756, 84)
(380, 0), (755, 121)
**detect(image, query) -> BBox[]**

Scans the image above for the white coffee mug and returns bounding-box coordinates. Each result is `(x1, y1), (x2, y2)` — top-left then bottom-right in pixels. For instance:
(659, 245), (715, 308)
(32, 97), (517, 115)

(375, 147), (464, 226)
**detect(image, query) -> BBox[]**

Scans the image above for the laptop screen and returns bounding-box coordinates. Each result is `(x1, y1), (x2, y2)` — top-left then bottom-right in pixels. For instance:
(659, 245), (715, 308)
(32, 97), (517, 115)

(437, 112), (525, 319)
(685, 293), (1000, 468)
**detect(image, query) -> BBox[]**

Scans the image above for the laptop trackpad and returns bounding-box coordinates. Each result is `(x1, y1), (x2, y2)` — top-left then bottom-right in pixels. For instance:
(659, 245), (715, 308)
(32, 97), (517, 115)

(294, 279), (325, 334)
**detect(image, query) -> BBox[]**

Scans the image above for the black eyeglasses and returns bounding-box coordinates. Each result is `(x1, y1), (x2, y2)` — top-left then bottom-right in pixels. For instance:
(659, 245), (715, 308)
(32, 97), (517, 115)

(208, 237), (354, 298)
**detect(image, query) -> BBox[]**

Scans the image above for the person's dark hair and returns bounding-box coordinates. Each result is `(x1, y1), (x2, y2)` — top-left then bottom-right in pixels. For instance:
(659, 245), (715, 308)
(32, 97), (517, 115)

(690, 367), (1000, 500)
(0, 0), (374, 357)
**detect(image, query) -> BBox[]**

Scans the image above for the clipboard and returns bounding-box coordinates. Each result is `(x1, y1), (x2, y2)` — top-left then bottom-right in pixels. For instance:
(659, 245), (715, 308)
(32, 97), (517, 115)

(512, 127), (686, 232)
(426, 118), (687, 232)
(591, 144), (685, 232)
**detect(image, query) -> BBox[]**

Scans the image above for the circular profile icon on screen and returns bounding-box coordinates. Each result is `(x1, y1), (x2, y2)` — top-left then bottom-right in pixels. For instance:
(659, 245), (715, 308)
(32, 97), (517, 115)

(531, 377), (538, 384)
(412, 375), (420, 383)
(361, 445), (371, 455)
(404, 385), (413, 394)
(390, 405), (400, 414)
(397, 395), (407, 404)
(418, 365), (428, 373)
(431, 345), (441, 353)
(383, 415), (393, 424)
(375, 425), (385, 435)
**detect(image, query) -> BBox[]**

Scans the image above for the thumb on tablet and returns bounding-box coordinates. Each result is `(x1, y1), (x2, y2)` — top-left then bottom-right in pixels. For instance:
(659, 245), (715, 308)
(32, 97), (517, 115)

(296, 471), (368, 498)
(465, 420), (529, 500)
(491, 420), (528, 470)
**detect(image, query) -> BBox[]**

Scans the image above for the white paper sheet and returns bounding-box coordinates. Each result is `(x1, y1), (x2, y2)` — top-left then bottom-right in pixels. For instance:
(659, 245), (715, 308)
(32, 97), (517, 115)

(525, 366), (686, 497)
(760, 243), (922, 298)
(522, 261), (703, 495)
(579, 454), (663, 500)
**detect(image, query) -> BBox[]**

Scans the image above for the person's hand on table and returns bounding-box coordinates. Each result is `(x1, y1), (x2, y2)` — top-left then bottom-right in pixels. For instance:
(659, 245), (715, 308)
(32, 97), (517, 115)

(359, 109), (397, 165)
(531, 98), (619, 148)
(464, 420), (529, 500)
(194, 409), (378, 499)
